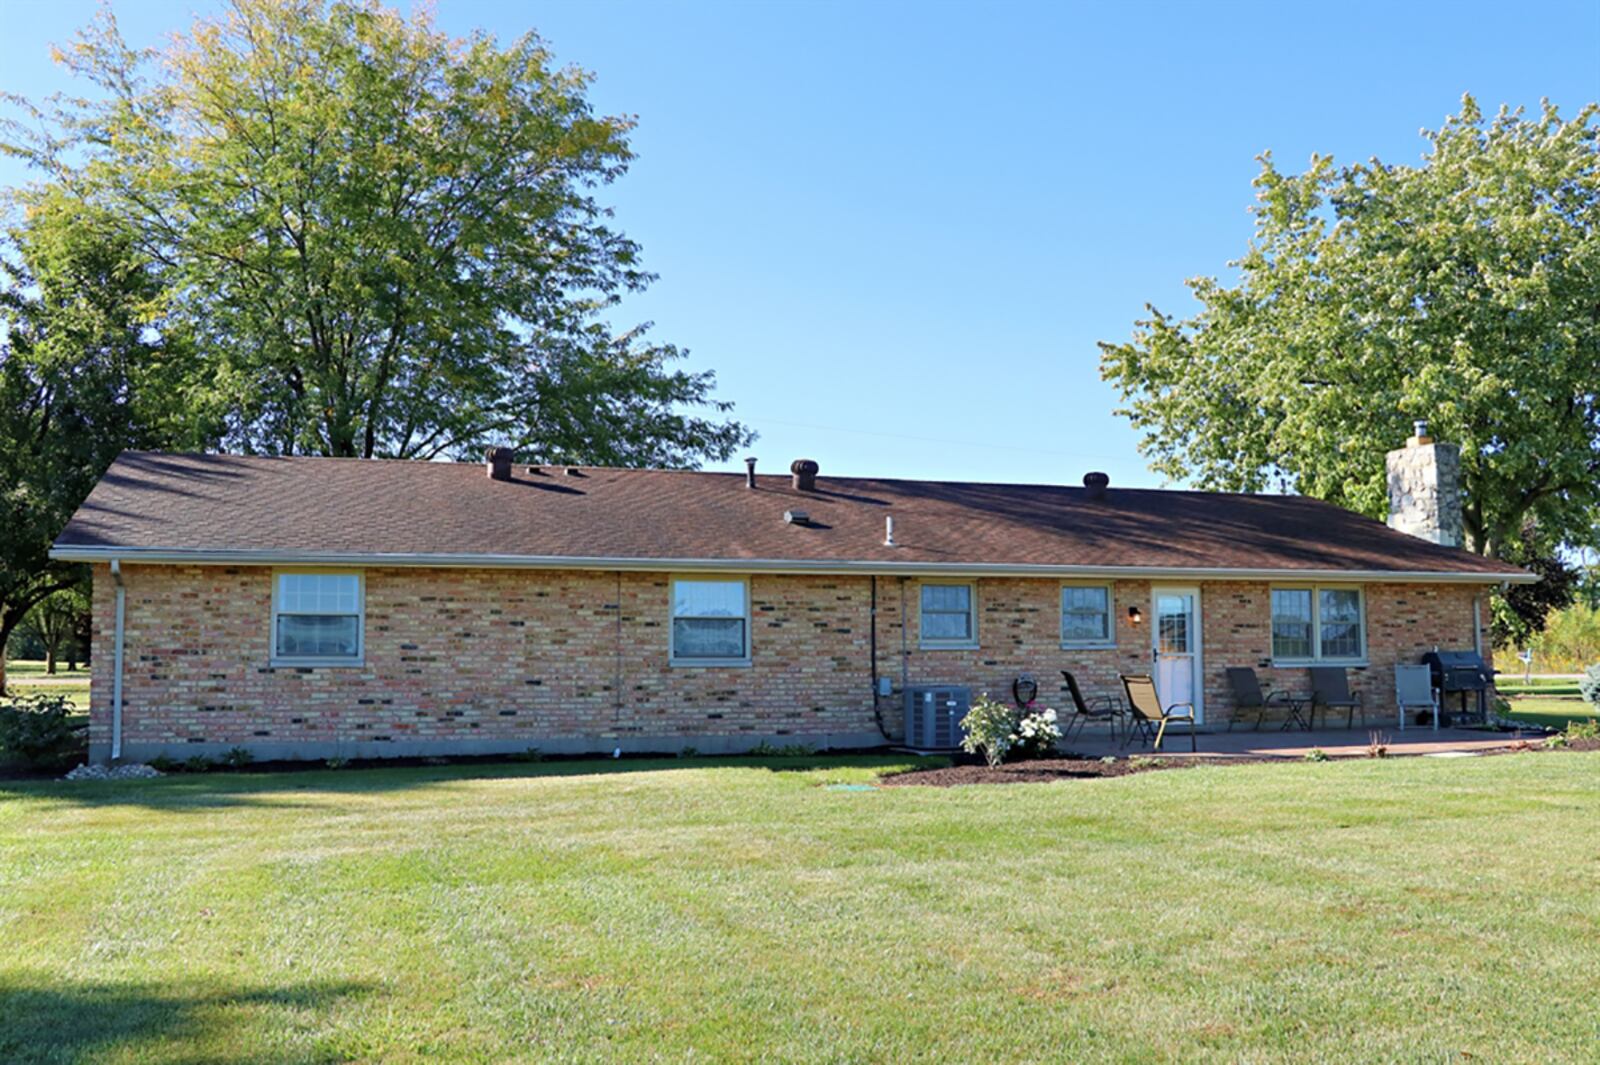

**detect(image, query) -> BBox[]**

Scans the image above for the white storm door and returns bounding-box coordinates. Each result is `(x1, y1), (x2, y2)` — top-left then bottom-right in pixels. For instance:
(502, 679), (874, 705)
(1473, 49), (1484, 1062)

(1152, 587), (1203, 723)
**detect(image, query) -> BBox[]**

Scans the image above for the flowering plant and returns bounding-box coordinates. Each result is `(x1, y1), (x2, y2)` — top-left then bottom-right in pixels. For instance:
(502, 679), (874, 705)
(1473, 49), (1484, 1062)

(960, 695), (1061, 766)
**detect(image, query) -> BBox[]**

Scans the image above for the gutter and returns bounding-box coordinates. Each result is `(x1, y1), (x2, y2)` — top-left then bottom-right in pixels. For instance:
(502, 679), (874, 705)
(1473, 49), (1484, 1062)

(110, 559), (126, 763)
(47, 545), (1537, 585)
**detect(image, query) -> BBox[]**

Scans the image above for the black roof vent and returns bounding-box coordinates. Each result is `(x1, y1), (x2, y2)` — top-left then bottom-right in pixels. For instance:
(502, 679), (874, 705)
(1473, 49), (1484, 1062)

(1083, 471), (1110, 500)
(791, 459), (819, 492)
(784, 509), (811, 525)
(485, 447), (513, 481)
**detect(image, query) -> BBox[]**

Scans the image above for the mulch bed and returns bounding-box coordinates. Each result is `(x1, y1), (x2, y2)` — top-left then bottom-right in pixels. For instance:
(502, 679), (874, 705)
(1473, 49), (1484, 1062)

(879, 755), (1195, 787)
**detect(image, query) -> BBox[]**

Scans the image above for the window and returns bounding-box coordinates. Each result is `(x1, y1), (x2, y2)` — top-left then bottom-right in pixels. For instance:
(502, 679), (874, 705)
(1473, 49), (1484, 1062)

(273, 572), (363, 664)
(671, 578), (749, 664)
(920, 583), (976, 647)
(1271, 585), (1365, 662)
(1061, 584), (1114, 647)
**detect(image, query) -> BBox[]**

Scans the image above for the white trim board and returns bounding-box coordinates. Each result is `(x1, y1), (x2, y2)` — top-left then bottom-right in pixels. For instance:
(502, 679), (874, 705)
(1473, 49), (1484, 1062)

(47, 546), (1533, 584)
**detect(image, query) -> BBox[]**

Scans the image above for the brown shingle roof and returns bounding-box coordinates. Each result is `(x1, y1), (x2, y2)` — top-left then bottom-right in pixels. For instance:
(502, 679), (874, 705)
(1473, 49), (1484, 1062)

(50, 451), (1527, 581)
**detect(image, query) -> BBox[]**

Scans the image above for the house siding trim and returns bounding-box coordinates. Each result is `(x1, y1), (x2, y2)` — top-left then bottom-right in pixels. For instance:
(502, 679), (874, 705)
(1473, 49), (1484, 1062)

(53, 544), (1534, 583)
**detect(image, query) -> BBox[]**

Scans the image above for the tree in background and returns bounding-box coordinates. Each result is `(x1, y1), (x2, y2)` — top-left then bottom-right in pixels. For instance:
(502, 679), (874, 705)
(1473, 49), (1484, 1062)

(19, 586), (90, 675)
(2, 0), (751, 463)
(0, 195), (202, 694)
(1490, 536), (1580, 650)
(1101, 97), (1599, 562)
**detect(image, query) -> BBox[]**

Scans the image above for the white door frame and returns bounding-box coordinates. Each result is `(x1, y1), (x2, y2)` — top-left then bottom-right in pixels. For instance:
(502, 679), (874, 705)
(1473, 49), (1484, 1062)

(1151, 585), (1204, 724)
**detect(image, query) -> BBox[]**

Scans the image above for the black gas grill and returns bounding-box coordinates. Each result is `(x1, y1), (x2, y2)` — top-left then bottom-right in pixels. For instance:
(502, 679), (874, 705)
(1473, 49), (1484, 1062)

(1421, 650), (1494, 725)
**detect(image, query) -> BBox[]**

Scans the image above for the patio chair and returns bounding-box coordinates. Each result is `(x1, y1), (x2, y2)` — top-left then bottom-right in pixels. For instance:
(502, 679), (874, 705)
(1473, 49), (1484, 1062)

(1224, 667), (1308, 731)
(1060, 669), (1126, 744)
(1308, 667), (1366, 730)
(1394, 664), (1439, 732)
(1119, 673), (1196, 752)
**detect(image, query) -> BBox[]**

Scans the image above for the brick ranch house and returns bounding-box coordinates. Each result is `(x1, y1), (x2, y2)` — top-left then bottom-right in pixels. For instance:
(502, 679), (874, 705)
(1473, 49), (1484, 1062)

(52, 430), (1529, 763)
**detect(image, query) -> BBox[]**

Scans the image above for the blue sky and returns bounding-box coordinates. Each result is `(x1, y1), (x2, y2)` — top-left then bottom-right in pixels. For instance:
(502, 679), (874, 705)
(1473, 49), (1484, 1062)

(4, 0), (1597, 486)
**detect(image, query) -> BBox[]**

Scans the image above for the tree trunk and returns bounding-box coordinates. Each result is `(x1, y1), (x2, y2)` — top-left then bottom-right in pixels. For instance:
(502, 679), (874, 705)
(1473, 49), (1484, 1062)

(45, 645), (56, 675)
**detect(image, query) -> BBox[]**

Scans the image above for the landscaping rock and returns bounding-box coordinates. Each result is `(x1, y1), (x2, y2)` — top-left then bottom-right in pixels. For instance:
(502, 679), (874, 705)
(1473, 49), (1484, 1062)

(63, 763), (165, 781)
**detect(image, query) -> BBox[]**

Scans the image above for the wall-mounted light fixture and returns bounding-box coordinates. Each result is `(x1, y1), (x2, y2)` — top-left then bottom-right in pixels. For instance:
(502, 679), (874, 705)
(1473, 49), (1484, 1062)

(1128, 605), (1143, 626)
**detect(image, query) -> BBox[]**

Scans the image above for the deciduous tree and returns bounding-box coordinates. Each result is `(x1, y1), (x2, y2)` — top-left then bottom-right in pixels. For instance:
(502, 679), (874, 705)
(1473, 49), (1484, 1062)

(3, 0), (750, 462)
(1100, 97), (1599, 560)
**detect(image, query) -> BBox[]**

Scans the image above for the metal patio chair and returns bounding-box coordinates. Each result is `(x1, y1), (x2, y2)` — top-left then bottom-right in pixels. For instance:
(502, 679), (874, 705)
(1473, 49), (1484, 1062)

(1224, 667), (1308, 731)
(1394, 663), (1440, 732)
(1119, 673), (1196, 752)
(1060, 669), (1126, 745)
(1308, 667), (1366, 730)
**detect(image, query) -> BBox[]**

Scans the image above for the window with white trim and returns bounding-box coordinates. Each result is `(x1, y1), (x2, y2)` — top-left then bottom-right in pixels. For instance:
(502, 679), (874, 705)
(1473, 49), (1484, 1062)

(920, 583), (976, 647)
(1271, 585), (1365, 662)
(273, 572), (363, 663)
(670, 578), (749, 664)
(1061, 584), (1114, 647)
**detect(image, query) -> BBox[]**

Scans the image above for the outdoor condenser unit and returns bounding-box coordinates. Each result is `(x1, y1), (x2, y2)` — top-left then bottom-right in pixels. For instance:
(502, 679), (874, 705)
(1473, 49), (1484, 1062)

(904, 685), (971, 751)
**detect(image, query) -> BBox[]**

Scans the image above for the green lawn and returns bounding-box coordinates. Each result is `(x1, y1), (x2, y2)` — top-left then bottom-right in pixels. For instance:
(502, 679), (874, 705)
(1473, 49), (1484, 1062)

(2, 754), (1598, 1063)
(3, 659), (91, 712)
(1504, 694), (1598, 732)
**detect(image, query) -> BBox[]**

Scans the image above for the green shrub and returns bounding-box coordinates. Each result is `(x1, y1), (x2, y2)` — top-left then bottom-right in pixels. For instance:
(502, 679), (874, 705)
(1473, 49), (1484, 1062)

(1303, 748), (1329, 762)
(1579, 664), (1600, 708)
(959, 695), (1018, 767)
(184, 755), (212, 773)
(959, 695), (1060, 767)
(148, 755), (180, 773)
(1565, 718), (1598, 742)
(324, 756), (348, 770)
(509, 747), (543, 763)
(0, 692), (87, 768)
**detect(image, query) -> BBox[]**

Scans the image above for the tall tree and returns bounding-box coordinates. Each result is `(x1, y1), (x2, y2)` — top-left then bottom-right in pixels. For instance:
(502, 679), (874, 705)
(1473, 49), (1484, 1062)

(2, 0), (750, 462)
(1100, 97), (1600, 560)
(0, 195), (201, 694)
(19, 586), (90, 675)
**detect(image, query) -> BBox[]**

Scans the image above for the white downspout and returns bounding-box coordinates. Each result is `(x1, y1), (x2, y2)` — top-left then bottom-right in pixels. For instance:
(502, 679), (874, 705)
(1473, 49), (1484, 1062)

(110, 560), (126, 763)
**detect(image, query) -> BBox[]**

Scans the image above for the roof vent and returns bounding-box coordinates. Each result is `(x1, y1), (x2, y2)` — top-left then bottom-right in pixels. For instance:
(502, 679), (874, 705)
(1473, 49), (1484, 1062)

(784, 508), (810, 525)
(791, 458), (819, 492)
(745, 456), (758, 489)
(485, 447), (513, 482)
(1083, 471), (1109, 500)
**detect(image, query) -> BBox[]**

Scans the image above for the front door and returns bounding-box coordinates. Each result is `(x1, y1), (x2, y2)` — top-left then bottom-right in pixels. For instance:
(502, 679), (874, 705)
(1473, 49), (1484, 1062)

(1152, 587), (1203, 723)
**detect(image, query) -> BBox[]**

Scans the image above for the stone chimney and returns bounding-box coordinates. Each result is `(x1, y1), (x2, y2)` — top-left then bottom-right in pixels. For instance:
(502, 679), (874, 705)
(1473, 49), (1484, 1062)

(1386, 421), (1462, 548)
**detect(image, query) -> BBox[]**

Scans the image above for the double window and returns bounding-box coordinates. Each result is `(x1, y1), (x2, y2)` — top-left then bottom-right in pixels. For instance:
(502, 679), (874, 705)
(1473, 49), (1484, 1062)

(1061, 583), (1114, 647)
(1271, 586), (1365, 663)
(670, 578), (750, 665)
(920, 583), (977, 647)
(272, 572), (364, 665)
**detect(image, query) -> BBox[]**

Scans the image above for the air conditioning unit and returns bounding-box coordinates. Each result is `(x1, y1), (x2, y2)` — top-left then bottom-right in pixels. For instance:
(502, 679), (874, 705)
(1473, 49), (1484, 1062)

(904, 685), (971, 751)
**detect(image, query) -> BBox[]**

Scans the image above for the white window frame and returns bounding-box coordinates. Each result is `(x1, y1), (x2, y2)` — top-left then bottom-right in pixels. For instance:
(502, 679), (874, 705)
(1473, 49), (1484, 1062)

(919, 581), (978, 650)
(1060, 581), (1116, 649)
(668, 575), (752, 667)
(270, 569), (365, 668)
(1269, 584), (1367, 665)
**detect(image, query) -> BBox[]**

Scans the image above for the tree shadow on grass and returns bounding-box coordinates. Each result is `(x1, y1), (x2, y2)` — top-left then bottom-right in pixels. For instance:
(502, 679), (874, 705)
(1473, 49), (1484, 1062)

(0, 754), (937, 813)
(0, 977), (372, 1065)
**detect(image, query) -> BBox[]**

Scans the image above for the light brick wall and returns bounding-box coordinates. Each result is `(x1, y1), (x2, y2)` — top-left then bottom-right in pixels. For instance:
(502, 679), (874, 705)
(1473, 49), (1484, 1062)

(88, 564), (1492, 759)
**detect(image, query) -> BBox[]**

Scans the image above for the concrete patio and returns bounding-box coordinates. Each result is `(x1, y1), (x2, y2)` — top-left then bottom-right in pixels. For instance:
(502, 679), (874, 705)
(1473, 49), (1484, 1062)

(1059, 722), (1545, 760)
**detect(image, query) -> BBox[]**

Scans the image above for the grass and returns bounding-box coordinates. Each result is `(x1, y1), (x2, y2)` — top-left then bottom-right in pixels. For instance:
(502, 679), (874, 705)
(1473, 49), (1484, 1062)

(2, 659), (90, 712)
(1503, 694), (1598, 732)
(2, 753), (1598, 1062)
